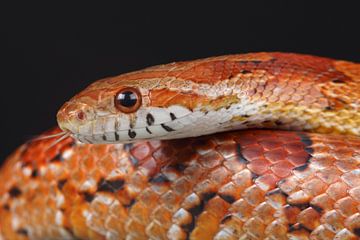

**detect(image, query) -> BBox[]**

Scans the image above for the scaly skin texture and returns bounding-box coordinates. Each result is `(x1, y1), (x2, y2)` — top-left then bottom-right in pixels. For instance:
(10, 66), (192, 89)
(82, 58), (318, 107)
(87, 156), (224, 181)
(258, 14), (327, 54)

(2, 129), (360, 239)
(1, 52), (360, 239)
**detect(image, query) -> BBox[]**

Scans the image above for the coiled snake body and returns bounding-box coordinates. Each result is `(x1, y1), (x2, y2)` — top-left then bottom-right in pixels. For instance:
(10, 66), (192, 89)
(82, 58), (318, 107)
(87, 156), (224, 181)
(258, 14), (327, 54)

(1, 52), (360, 239)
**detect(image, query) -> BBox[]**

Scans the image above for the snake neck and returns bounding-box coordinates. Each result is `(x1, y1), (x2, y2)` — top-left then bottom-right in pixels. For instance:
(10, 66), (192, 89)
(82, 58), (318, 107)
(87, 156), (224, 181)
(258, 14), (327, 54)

(190, 96), (360, 138)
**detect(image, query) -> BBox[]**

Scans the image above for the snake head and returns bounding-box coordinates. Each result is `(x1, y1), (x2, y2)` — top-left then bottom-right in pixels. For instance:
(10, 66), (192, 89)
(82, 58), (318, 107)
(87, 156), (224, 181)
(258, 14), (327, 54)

(56, 63), (216, 144)
(56, 55), (261, 144)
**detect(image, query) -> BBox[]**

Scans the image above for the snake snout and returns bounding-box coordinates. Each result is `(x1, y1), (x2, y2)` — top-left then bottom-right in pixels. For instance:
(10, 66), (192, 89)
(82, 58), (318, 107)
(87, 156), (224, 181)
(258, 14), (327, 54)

(57, 101), (94, 135)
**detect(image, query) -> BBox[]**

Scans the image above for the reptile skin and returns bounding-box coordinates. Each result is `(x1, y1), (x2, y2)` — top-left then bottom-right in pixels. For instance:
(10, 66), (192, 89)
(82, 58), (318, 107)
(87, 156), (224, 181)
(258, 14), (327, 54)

(1, 53), (360, 239)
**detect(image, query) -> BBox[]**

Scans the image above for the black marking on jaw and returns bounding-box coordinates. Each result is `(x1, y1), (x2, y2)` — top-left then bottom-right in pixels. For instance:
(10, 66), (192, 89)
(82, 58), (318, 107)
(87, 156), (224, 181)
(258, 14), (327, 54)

(161, 123), (175, 132)
(146, 127), (152, 134)
(114, 131), (120, 141)
(170, 112), (177, 121)
(182, 191), (217, 238)
(236, 144), (249, 164)
(16, 228), (28, 236)
(146, 113), (155, 126)
(97, 178), (125, 193)
(102, 134), (107, 141)
(9, 186), (22, 198)
(128, 129), (136, 139)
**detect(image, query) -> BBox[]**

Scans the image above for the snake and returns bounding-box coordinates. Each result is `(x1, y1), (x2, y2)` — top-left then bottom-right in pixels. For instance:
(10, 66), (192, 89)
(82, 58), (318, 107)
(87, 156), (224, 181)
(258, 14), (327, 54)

(0, 52), (360, 240)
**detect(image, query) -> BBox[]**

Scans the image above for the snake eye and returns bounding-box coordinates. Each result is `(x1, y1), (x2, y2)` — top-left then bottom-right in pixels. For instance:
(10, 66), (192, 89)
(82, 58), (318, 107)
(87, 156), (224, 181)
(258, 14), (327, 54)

(114, 87), (142, 113)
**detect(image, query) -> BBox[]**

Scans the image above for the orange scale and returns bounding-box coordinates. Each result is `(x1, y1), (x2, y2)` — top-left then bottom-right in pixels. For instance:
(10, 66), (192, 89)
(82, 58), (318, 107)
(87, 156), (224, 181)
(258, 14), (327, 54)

(283, 205), (301, 224)
(98, 155), (118, 173)
(264, 148), (289, 163)
(215, 143), (238, 159)
(82, 155), (96, 170)
(130, 143), (152, 160)
(255, 173), (279, 191)
(139, 156), (158, 177)
(298, 207), (321, 231)
(270, 160), (294, 178)
(247, 159), (271, 175)
(335, 197), (358, 217)
(335, 160), (358, 173)
(241, 145), (265, 161)
(301, 178), (327, 196)
(286, 152), (310, 166)
(199, 151), (224, 169)
(333, 148), (356, 159)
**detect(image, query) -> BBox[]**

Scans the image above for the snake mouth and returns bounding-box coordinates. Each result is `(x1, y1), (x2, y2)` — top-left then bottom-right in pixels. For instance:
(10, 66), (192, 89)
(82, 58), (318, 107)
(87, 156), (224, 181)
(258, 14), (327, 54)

(73, 121), (181, 144)
(57, 105), (195, 144)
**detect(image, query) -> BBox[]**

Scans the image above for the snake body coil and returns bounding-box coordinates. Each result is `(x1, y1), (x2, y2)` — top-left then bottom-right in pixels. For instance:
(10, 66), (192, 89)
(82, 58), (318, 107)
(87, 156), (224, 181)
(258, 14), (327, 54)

(1, 52), (360, 239)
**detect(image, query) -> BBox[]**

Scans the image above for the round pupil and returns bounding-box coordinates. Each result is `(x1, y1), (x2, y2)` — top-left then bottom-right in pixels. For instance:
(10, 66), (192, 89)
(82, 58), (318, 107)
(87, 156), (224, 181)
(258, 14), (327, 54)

(118, 91), (137, 107)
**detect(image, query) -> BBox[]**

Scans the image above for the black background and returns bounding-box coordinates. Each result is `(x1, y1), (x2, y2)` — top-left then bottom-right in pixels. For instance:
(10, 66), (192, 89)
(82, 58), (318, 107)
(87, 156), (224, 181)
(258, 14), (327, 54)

(1, 2), (360, 163)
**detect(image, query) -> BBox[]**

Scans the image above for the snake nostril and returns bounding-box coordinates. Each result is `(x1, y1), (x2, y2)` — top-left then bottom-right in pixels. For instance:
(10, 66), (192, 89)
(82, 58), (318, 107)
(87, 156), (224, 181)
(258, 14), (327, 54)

(76, 110), (86, 121)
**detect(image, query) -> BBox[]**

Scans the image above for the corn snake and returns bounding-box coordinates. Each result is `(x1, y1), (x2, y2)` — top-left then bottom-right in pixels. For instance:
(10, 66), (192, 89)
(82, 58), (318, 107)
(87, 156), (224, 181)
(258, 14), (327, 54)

(1, 52), (360, 239)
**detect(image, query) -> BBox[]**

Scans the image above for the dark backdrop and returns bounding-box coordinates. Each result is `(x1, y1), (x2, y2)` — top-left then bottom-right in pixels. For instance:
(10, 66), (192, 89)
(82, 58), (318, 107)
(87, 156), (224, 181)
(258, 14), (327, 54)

(1, 2), (360, 162)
